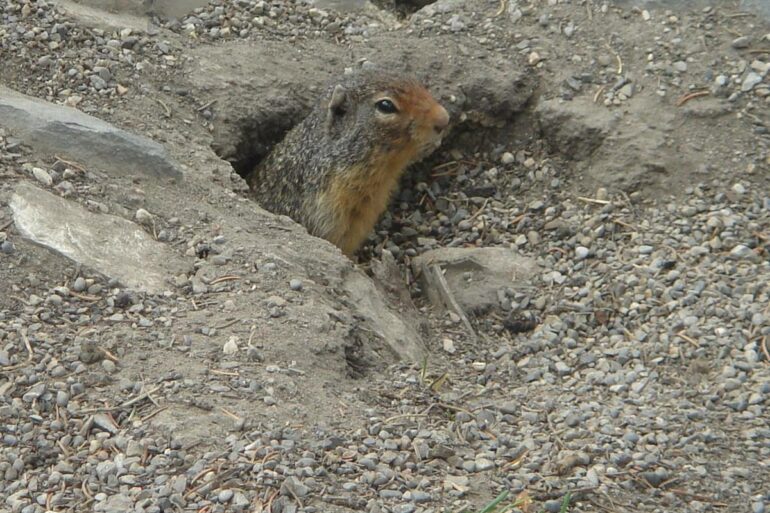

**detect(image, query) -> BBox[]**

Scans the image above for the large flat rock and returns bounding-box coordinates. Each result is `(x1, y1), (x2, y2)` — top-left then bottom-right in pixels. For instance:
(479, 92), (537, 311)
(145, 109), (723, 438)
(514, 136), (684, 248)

(10, 183), (186, 294)
(0, 87), (182, 180)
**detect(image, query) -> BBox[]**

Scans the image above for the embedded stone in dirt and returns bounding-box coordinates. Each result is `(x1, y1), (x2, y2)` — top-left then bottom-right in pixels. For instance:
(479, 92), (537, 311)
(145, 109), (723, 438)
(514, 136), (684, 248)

(412, 247), (537, 315)
(342, 272), (425, 364)
(0, 87), (182, 180)
(10, 183), (186, 294)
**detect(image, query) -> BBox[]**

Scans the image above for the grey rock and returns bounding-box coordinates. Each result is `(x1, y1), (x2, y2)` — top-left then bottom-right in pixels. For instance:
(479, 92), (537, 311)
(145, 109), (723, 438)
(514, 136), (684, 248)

(73, 277), (87, 292)
(95, 493), (134, 513)
(90, 74), (107, 90)
(474, 458), (495, 471)
(731, 36), (752, 49)
(0, 87), (182, 180)
(641, 468), (670, 487)
(742, 72), (763, 92)
(730, 244), (754, 259)
(23, 383), (47, 402)
(619, 83), (635, 98)
(406, 491), (431, 503)
(32, 167), (53, 186)
(342, 271), (426, 363)
(56, 391), (69, 406)
(280, 476), (309, 498)
(10, 183), (185, 294)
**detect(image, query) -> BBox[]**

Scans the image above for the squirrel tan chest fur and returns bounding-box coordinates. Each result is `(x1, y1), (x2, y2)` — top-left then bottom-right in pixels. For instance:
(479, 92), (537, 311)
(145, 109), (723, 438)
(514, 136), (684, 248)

(247, 69), (450, 257)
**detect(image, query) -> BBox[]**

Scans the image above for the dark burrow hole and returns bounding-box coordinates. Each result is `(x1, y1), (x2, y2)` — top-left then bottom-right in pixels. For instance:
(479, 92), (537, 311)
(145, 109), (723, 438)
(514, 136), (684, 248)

(219, 106), (307, 179)
(370, 0), (437, 17)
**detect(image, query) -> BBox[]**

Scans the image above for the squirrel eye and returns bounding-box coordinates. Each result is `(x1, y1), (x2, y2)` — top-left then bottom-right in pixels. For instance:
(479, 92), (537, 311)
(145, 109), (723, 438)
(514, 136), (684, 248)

(375, 99), (398, 114)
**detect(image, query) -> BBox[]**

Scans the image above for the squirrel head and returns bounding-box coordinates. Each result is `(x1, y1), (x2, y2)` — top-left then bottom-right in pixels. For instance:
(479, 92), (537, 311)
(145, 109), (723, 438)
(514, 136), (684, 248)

(324, 69), (450, 164)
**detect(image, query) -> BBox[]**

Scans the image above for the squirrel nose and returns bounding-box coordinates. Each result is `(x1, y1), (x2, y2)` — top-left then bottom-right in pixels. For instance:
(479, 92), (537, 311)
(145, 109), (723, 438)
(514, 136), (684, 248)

(433, 106), (449, 133)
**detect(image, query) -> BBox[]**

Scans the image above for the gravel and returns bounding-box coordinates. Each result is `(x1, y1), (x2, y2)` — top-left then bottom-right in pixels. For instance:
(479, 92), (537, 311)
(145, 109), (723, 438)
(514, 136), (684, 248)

(1, 1), (769, 513)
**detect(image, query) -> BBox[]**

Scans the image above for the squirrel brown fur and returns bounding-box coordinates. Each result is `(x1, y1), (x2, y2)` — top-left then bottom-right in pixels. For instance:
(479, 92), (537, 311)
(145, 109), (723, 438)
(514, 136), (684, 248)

(247, 68), (450, 257)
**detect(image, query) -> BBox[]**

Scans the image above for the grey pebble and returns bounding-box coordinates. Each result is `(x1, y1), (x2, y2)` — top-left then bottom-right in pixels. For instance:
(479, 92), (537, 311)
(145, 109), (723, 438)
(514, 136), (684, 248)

(474, 458), (494, 471)
(638, 245), (654, 254)
(289, 278), (303, 291)
(56, 391), (69, 406)
(731, 36), (752, 49)
(73, 277), (87, 292)
(574, 246), (589, 260)
(742, 72), (763, 92)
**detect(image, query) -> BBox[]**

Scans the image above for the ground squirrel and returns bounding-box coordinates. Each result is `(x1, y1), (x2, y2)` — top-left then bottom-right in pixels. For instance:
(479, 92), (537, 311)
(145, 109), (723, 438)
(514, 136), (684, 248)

(248, 69), (450, 257)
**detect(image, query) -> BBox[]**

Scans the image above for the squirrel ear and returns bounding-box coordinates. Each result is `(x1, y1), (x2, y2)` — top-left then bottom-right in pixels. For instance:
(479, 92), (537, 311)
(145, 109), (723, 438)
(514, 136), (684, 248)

(328, 84), (347, 117)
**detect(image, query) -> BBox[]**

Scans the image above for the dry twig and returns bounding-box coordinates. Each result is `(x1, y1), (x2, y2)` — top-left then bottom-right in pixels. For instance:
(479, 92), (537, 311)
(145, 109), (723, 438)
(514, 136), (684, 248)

(495, 0), (507, 17)
(676, 90), (710, 107)
(425, 263), (477, 343)
(577, 196), (611, 205)
(593, 85), (606, 103)
(210, 275), (240, 285)
(156, 98), (172, 117)
(20, 329), (33, 361)
(677, 331), (699, 348)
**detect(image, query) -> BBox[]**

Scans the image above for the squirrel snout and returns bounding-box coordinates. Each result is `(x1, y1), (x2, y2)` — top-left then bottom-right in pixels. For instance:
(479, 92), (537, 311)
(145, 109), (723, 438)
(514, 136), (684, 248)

(433, 106), (450, 133)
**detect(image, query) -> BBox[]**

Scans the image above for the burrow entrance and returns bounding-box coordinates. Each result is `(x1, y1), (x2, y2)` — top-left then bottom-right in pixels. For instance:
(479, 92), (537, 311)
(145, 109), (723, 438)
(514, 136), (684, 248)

(370, 0), (438, 17)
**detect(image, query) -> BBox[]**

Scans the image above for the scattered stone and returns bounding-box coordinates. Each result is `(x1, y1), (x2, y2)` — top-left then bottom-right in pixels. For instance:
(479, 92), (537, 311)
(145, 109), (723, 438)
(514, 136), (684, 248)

(31, 166), (53, 186)
(742, 72), (763, 92)
(731, 36), (752, 49)
(223, 336), (239, 354)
